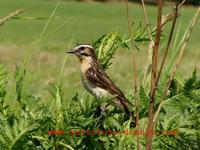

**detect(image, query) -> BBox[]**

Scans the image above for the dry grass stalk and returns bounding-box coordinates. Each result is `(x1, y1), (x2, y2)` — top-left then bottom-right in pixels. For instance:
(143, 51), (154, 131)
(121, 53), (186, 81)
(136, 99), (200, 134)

(141, 0), (154, 86)
(152, 2), (179, 102)
(142, 8), (181, 87)
(0, 9), (24, 26)
(145, 0), (163, 149)
(123, 0), (140, 149)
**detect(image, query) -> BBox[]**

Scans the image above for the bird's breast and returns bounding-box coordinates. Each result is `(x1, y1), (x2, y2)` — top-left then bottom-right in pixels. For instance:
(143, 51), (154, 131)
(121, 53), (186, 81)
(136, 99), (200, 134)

(81, 73), (108, 98)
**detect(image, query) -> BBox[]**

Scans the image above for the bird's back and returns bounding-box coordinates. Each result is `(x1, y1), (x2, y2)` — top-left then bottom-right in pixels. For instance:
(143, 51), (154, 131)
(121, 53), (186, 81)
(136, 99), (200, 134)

(84, 63), (133, 115)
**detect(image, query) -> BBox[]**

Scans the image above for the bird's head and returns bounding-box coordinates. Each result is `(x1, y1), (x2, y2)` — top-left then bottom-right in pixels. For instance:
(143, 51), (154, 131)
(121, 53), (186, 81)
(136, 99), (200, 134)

(67, 44), (97, 62)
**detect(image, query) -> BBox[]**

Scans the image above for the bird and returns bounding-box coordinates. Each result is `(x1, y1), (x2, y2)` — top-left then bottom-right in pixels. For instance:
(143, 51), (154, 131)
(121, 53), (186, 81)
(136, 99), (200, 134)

(67, 44), (133, 116)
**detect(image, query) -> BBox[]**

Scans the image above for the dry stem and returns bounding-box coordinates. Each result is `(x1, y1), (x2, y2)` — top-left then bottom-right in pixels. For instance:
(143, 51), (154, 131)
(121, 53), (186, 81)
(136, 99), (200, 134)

(152, 2), (179, 101)
(145, 0), (163, 149)
(141, 0), (154, 86)
(142, 9), (180, 87)
(124, 0), (140, 149)
(0, 9), (24, 26)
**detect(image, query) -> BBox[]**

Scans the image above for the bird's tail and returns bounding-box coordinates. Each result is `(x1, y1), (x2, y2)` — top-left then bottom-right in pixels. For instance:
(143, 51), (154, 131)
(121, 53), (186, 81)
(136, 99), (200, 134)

(114, 96), (133, 117)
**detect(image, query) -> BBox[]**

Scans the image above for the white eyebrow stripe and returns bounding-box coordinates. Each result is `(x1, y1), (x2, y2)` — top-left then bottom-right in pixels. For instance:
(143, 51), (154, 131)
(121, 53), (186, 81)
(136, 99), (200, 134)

(73, 44), (93, 50)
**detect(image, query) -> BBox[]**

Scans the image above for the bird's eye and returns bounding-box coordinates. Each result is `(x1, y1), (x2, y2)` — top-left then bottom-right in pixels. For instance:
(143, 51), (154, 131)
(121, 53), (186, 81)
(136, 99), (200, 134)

(81, 53), (89, 56)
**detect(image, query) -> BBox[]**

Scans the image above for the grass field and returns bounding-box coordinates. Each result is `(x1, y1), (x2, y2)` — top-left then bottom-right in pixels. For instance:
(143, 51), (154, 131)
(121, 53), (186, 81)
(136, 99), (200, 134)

(0, 0), (199, 100)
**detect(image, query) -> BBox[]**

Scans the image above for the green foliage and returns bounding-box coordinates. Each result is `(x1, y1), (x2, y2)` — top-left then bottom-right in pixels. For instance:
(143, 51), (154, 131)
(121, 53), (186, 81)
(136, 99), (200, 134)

(155, 70), (200, 149)
(133, 22), (156, 43)
(92, 27), (156, 70)
(15, 66), (25, 103)
(139, 86), (149, 117)
(49, 82), (64, 128)
(0, 113), (40, 150)
(0, 63), (199, 149)
(0, 65), (7, 114)
(184, 69), (199, 92)
(93, 31), (129, 70)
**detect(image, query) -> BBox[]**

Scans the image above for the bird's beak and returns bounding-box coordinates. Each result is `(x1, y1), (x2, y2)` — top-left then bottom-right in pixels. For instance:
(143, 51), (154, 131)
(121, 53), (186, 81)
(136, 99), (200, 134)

(66, 50), (74, 54)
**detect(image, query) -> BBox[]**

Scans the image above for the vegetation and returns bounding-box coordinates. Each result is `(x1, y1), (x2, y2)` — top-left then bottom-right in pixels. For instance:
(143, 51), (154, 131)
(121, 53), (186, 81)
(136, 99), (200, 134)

(70, 0), (200, 6)
(0, 0), (199, 149)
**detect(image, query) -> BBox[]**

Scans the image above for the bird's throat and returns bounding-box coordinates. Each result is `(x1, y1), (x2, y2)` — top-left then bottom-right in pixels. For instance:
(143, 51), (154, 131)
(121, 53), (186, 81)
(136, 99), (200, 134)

(80, 58), (92, 73)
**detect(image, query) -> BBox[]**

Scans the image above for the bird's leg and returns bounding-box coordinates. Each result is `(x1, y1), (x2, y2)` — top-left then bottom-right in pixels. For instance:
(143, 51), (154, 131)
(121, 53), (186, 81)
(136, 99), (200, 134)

(94, 105), (102, 117)
(94, 103), (110, 128)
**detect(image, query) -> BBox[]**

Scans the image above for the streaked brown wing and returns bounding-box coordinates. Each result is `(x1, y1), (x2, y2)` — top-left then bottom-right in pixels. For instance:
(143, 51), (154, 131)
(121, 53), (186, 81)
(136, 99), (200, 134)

(85, 65), (133, 106)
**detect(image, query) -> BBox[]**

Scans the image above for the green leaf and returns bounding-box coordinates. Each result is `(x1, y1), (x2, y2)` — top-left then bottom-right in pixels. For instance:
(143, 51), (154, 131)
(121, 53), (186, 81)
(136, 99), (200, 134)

(184, 69), (197, 92)
(0, 64), (7, 105)
(93, 31), (129, 70)
(15, 66), (25, 103)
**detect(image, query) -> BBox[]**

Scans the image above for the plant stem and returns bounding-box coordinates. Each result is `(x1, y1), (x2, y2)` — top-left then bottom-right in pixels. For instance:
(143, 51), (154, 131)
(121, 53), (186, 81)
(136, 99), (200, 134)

(141, 0), (154, 43)
(146, 0), (163, 149)
(152, 2), (179, 101)
(124, 0), (140, 149)
(142, 7), (179, 87)
(141, 0), (154, 86)
(0, 9), (24, 26)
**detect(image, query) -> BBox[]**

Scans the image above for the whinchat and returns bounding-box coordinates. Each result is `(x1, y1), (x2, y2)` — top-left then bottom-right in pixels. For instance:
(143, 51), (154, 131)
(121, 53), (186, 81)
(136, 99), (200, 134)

(67, 44), (132, 116)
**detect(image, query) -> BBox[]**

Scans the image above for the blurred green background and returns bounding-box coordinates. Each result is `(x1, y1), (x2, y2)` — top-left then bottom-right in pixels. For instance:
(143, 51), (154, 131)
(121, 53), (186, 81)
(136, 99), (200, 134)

(0, 0), (199, 101)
